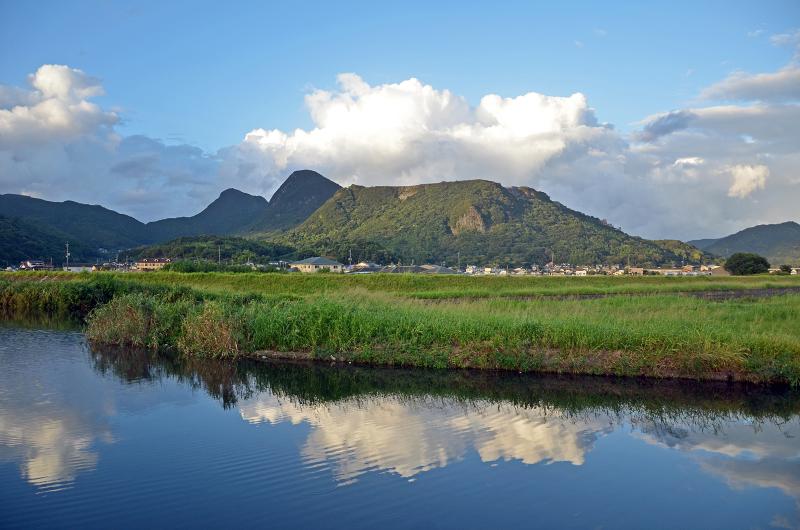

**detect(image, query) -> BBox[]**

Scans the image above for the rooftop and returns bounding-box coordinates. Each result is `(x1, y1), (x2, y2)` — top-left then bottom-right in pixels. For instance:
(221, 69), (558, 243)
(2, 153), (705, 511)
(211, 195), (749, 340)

(291, 256), (344, 266)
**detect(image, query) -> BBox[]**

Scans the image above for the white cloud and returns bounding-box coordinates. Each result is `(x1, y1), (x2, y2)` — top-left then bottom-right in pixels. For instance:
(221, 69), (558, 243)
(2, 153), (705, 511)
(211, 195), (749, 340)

(700, 65), (800, 102)
(727, 164), (769, 198)
(770, 29), (800, 49)
(0, 65), (221, 220)
(230, 73), (610, 192)
(0, 65), (117, 149)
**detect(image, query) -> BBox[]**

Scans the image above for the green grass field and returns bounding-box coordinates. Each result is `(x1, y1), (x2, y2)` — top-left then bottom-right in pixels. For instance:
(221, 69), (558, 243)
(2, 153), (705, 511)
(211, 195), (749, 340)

(2, 271), (799, 383)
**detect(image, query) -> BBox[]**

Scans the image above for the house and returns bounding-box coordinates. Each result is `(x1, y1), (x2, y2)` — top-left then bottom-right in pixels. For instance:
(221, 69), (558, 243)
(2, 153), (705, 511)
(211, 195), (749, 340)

(19, 260), (52, 271)
(348, 261), (382, 274)
(575, 269), (588, 276)
(290, 256), (344, 273)
(136, 258), (171, 271)
(628, 267), (644, 276)
(419, 264), (459, 274)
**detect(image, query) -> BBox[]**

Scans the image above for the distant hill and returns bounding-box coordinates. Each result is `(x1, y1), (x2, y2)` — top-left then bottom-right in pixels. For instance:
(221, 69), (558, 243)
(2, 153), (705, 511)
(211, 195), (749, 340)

(286, 180), (708, 266)
(0, 170), (341, 260)
(147, 188), (270, 242)
(0, 194), (152, 250)
(689, 221), (800, 265)
(0, 216), (96, 265)
(246, 170), (342, 233)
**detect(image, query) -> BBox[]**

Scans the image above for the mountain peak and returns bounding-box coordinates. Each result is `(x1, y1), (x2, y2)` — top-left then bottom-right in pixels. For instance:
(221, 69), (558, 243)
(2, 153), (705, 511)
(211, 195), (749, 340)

(270, 170), (340, 205)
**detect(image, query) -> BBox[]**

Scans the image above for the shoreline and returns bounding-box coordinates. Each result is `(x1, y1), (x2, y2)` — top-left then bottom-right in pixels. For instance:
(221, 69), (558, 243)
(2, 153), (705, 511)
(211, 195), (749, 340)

(3, 272), (799, 385)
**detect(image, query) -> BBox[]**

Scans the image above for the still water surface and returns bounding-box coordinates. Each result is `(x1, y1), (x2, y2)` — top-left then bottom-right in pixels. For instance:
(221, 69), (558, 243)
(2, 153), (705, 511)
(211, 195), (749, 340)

(1, 326), (799, 529)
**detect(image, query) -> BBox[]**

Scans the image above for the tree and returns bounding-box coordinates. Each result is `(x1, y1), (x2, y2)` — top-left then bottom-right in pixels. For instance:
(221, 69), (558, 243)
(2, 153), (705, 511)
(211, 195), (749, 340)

(780, 264), (793, 274)
(724, 253), (770, 275)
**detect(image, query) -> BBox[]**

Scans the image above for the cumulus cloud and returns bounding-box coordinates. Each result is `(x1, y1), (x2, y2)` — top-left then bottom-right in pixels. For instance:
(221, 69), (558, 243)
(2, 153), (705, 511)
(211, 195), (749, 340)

(230, 73), (613, 192)
(0, 65), (222, 220)
(727, 164), (769, 198)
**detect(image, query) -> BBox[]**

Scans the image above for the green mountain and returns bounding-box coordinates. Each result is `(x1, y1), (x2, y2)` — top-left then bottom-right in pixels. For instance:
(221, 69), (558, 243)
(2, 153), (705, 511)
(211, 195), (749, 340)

(0, 171), (341, 259)
(286, 179), (708, 266)
(246, 170), (342, 232)
(0, 216), (97, 266)
(147, 188), (269, 241)
(689, 221), (800, 266)
(0, 194), (152, 250)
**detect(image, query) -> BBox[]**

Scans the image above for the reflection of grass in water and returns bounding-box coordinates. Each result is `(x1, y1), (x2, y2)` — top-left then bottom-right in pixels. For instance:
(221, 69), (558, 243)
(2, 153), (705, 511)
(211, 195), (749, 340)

(3, 273), (800, 383)
(0, 314), (82, 331)
(89, 344), (800, 431)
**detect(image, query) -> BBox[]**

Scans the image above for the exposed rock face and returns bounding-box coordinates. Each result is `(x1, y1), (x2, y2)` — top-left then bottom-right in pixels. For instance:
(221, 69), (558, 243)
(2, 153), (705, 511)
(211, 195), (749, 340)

(450, 206), (487, 235)
(398, 187), (418, 201)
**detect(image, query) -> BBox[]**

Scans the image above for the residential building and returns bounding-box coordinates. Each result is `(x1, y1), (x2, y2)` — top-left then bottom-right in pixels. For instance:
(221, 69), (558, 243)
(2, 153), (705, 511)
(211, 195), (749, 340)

(290, 256), (345, 273)
(136, 258), (172, 271)
(19, 260), (52, 271)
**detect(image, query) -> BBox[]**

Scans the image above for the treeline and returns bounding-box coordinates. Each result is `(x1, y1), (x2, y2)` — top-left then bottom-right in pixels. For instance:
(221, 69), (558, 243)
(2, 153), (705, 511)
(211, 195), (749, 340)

(130, 235), (295, 264)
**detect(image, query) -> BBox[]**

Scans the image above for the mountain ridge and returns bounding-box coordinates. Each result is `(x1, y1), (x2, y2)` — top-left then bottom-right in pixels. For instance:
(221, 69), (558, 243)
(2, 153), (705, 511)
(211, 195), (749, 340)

(285, 179), (708, 266)
(689, 221), (800, 265)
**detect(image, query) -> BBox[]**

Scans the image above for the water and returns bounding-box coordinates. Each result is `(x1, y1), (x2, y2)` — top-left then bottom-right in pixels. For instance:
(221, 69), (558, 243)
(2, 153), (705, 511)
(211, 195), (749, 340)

(1, 327), (799, 529)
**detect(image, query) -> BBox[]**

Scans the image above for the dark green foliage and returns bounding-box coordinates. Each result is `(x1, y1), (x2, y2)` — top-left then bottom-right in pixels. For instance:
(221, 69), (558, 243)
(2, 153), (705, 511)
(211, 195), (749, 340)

(0, 216), (97, 265)
(691, 221), (800, 265)
(0, 193), (153, 249)
(130, 235), (295, 263)
(246, 170), (341, 233)
(724, 253), (771, 275)
(285, 180), (709, 267)
(164, 261), (285, 273)
(146, 189), (269, 241)
(780, 265), (793, 274)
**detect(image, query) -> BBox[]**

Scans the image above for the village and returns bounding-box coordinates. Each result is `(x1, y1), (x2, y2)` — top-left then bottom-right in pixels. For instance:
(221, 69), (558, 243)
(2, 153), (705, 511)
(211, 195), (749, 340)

(10, 256), (799, 276)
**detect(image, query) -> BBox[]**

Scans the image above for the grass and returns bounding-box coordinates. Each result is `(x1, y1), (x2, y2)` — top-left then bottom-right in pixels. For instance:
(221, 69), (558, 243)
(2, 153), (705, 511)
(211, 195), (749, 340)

(2, 271), (800, 383)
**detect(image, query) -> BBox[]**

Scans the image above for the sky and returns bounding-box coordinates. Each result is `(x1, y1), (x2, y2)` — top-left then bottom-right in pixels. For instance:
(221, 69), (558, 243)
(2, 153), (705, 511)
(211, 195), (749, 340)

(0, 0), (798, 240)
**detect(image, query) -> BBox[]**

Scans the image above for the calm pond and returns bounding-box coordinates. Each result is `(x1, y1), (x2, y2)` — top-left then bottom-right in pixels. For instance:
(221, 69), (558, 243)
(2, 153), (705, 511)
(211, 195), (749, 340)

(1, 326), (799, 529)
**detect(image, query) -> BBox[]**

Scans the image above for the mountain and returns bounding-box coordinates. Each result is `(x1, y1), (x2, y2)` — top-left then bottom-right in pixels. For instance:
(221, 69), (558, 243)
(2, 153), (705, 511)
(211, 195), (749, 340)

(0, 170), (341, 259)
(689, 221), (800, 265)
(147, 188), (269, 241)
(246, 170), (342, 232)
(286, 179), (708, 266)
(0, 194), (152, 250)
(0, 216), (97, 265)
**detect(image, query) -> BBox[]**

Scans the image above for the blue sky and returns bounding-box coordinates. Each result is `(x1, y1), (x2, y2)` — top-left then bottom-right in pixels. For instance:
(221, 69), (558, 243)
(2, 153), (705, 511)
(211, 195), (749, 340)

(1, 0), (796, 150)
(0, 1), (798, 239)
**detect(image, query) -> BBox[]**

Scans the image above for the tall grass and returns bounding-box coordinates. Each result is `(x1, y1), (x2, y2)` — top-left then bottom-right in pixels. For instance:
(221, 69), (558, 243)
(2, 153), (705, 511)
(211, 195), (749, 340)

(3, 272), (800, 383)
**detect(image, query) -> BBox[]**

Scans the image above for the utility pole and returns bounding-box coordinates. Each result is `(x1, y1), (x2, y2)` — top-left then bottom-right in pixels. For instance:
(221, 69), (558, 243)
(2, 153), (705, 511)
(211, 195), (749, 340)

(457, 251), (461, 271)
(349, 248), (352, 266)
(65, 242), (70, 270)
(218, 245), (221, 265)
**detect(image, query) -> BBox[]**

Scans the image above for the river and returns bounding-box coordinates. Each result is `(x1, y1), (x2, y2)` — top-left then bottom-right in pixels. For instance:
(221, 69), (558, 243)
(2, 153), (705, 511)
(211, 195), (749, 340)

(1, 325), (799, 529)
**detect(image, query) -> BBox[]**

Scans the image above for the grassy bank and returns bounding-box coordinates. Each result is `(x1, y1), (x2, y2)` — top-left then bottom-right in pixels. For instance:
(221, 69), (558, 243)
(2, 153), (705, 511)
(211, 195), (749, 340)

(2, 272), (800, 383)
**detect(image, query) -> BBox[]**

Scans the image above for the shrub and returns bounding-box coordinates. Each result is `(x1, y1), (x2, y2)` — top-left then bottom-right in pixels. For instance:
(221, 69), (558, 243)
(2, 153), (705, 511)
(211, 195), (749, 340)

(724, 253), (770, 275)
(178, 302), (248, 358)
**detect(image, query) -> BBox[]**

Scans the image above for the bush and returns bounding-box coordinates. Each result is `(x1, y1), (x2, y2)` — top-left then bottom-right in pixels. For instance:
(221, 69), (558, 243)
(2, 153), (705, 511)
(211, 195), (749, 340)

(780, 264), (793, 274)
(724, 253), (770, 275)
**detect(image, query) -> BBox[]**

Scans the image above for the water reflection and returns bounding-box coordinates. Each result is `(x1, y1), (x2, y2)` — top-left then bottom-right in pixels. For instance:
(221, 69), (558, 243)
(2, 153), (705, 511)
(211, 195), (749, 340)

(86, 344), (800, 487)
(1, 327), (800, 529)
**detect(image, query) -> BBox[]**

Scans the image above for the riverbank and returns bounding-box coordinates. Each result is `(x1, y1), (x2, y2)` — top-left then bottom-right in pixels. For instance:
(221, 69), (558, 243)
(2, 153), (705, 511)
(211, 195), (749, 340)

(2, 272), (799, 384)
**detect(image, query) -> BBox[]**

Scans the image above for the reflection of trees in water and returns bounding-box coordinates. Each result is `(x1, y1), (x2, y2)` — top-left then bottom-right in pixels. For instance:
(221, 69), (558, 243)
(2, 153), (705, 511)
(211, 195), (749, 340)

(88, 344), (800, 429)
